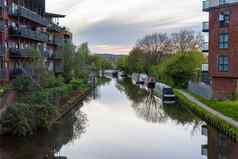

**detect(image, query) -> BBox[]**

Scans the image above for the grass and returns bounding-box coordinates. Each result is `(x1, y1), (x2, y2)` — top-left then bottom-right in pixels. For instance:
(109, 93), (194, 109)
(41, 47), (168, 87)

(174, 90), (238, 137)
(187, 91), (238, 121)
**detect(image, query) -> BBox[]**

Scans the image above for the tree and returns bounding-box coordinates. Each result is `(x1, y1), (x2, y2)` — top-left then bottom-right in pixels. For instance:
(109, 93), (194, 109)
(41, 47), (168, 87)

(116, 56), (129, 73)
(128, 47), (147, 73)
(60, 43), (76, 82)
(136, 33), (172, 65)
(171, 30), (203, 53)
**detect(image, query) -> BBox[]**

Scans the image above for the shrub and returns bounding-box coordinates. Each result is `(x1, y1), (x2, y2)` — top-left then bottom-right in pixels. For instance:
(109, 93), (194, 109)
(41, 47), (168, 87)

(12, 76), (34, 92)
(0, 103), (36, 136)
(0, 102), (57, 136)
(152, 52), (205, 88)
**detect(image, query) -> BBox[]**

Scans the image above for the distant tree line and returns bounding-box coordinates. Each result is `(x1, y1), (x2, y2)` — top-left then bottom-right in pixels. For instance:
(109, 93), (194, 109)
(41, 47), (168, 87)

(116, 29), (205, 88)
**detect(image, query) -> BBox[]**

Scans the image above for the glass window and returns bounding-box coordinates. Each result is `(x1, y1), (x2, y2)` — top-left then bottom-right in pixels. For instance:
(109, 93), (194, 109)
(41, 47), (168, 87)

(219, 33), (229, 49)
(219, 0), (227, 5)
(218, 55), (229, 72)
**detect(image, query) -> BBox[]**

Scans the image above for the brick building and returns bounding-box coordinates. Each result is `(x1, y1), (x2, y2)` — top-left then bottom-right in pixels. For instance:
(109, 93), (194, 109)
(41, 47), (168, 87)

(203, 0), (238, 99)
(0, 0), (72, 83)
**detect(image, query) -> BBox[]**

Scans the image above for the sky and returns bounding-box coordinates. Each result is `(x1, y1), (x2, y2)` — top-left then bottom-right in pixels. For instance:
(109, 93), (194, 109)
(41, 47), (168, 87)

(46, 0), (207, 55)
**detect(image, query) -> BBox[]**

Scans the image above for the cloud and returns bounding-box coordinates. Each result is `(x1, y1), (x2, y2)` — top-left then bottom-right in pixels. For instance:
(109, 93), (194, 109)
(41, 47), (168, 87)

(46, 0), (207, 54)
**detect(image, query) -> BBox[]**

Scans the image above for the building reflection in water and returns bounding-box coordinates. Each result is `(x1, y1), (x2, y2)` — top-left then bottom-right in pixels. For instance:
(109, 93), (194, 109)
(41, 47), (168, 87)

(0, 106), (88, 159)
(201, 125), (238, 159)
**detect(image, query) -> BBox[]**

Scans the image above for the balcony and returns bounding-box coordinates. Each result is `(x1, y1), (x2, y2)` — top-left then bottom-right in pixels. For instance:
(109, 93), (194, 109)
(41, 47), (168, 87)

(48, 52), (63, 61)
(9, 48), (35, 58)
(0, 0), (4, 8)
(0, 69), (8, 80)
(10, 27), (49, 42)
(0, 45), (5, 56)
(48, 23), (64, 32)
(48, 36), (65, 46)
(0, 20), (5, 32)
(202, 42), (209, 52)
(10, 6), (49, 27)
(203, 0), (210, 11)
(54, 63), (64, 73)
(202, 22), (209, 32)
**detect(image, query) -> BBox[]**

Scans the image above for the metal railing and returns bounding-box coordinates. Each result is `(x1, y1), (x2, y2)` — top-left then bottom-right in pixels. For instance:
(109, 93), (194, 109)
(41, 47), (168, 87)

(0, 45), (5, 56)
(48, 23), (65, 32)
(9, 48), (35, 58)
(48, 36), (65, 46)
(0, 0), (4, 8)
(10, 27), (49, 42)
(202, 22), (209, 32)
(203, 0), (210, 11)
(10, 6), (49, 26)
(54, 36), (64, 46)
(0, 20), (4, 32)
(0, 68), (8, 80)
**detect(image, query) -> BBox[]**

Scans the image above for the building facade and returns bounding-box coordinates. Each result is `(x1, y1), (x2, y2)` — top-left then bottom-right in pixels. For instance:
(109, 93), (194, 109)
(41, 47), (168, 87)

(0, 0), (72, 84)
(203, 0), (238, 99)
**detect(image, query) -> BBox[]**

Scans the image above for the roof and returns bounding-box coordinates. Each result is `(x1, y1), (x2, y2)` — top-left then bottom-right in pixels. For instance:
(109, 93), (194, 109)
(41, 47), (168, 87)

(45, 12), (66, 18)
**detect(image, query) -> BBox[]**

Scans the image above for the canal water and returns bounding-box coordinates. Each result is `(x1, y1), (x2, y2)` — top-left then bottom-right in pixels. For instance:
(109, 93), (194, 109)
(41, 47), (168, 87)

(0, 78), (237, 159)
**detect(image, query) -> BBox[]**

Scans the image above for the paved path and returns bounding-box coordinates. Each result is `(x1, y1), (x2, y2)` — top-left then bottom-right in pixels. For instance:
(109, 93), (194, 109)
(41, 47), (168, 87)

(178, 90), (238, 128)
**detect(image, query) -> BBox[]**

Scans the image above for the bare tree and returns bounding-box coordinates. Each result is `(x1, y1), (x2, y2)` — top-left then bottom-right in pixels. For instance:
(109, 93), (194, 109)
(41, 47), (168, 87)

(136, 33), (172, 64)
(171, 30), (203, 53)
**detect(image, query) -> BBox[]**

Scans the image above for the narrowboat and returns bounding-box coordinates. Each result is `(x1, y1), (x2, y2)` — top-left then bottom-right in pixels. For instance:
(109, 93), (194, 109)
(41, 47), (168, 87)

(154, 82), (176, 104)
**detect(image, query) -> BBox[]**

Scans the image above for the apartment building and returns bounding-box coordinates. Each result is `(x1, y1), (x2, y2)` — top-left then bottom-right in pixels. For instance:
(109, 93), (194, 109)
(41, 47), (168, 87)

(203, 0), (238, 99)
(0, 0), (72, 83)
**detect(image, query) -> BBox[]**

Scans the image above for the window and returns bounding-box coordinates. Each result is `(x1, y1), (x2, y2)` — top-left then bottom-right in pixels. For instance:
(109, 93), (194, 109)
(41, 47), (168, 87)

(218, 55), (229, 72)
(219, 33), (229, 48)
(219, 0), (227, 5)
(219, 11), (230, 27)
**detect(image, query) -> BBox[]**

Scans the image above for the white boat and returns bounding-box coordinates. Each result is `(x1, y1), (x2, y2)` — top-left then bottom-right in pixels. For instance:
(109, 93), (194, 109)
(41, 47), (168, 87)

(154, 82), (176, 104)
(132, 73), (148, 85)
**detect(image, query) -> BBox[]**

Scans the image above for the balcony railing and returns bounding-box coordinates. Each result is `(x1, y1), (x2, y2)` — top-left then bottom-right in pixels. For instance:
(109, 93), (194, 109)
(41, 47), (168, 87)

(0, 69), (8, 80)
(0, 0), (4, 8)
(9, 48), (35, 58)
(48, 36), (65, 46)
(54, 36), (64, 46)
(48, 23), (64, 32)
(0, 45), (5, 56)
(48, 53), (63, 60)
(0, 20), (5, 32)
(54, 63), (64, 73)
(202, 22), (209, 32)
(202, 42), (209, 52)
(10, 6), (49, 26)
(203, 0), (210, 11)
(10, 27), (49, 42)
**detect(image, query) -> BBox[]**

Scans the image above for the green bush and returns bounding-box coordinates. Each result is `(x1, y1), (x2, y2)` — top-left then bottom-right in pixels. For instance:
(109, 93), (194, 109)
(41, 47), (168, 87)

(12, 76), (34, 92)
(152, 52), (205, 88)
(0, 102), (57, 136)
(0, 103), (36, 136)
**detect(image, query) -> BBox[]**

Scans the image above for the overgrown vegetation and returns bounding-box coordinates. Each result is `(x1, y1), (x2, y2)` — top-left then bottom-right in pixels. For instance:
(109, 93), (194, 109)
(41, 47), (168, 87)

(0, 42), (113, 136)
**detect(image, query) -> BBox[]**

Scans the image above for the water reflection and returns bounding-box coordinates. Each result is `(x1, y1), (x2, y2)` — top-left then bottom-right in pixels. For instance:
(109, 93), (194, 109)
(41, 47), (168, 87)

(0, 78), (237, 159)
(117, 79), (201, 126)
(0, 107), (87, 159)
(201, 125), (238, 159)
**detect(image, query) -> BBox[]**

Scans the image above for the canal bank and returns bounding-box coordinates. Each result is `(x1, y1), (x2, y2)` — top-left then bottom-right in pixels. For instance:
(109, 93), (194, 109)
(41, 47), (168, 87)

(175, 89), (238, 141)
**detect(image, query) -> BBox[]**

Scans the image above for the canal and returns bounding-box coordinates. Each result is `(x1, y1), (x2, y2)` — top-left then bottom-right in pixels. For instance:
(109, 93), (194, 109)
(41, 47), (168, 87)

(0, 78), (237, 159)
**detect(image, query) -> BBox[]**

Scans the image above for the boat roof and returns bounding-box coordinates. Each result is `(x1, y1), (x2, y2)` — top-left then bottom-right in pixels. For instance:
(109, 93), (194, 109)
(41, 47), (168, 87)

(156, 82), (172, 89)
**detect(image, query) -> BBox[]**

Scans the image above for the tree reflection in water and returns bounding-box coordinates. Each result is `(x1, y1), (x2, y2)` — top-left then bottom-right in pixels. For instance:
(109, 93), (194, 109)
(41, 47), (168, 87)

(117, 79), (203, 134)
(0, 105), (88, 159)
